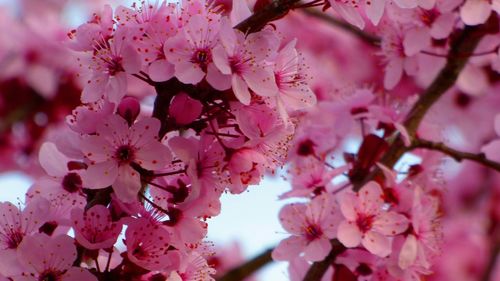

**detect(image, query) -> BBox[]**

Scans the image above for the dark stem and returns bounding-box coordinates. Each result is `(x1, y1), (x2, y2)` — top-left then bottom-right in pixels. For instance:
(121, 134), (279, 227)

(302, 8), (381, 45)
(216, 248), (273, 281)
(304, 22), (489, 281)
(411, 139), (500, 172)
(234, 0), (302, 33)
(303, 240), (346, 281)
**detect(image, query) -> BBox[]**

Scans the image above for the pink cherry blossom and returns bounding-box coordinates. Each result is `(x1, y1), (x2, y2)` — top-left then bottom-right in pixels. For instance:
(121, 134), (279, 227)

(15, 233), (97, 281)
(212, 19), (279, 104)
(71, 205), (122, 250)
(168, 251), (216, 281)
(76, 27), (141, 103)
(272, 39), (316, 121)
(272, 193), (340, 262)
(337, 181), (409, 257)
(125, 217), (181, 271)
(80, 115), (172, 202)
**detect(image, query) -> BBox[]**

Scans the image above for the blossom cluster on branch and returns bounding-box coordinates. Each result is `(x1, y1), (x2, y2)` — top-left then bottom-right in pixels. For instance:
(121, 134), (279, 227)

(0, 0), (499, 281)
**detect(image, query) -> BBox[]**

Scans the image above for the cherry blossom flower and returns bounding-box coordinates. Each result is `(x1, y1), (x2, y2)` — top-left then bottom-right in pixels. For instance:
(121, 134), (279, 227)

(164, 14), (229, 89)
(26, 142), (86, 223)
(15, 233), (97, 281)
(212, 19), (279, 104)
(125, 217), (181, 271)
(272, 193), (340, 262)
(0, 199), (50, 277)
(337, 182), (409, 257)
(71, 205), (122, 250)
(168, 251), (216, 281)
(80, 115), (172, 202)
(76, 27), (141, 103)
(272, 39), (316, 121)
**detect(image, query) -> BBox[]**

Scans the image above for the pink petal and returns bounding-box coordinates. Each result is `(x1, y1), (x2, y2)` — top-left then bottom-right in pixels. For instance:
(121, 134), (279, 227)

(63, 267), (98, 281)
(337, 220), (362, 248)
(243, 67), (278, 97)
(403, 27), (431, 56)
(362, 231), (392, 257)
(174, 61), (205, 84)
(206, 63), (231, 90)
(303, 238), (332, 262)
(329, 3), (365, 30)
(358, 181), (384, 215)
(279, 203), (308, 235)
(136, 141), (172, 170)
(17, 234), (76, 273)
(129, 117), (161, 147)
(373, 212), (409, 235)
(364, 0), (385, 26)
(168, 136), (198, 163)
(113, 165), (141, 202)
(230, 0), (251, 25)
(384, 57), (403, 90)
(83, 161), (118, 189)
(106, 73), (127, 104)
(148, 59), (175, 82)
(232, 75), (251, 105)
(338, 192), (357, 221)
(460, 0), (492, 25)
(430, 13), (456, 39)
(481, 140), (500, 162)
(39, 142), (69, 177)
(80, 135), (112, 162)
(121, 44), (141, 74)
(398, 234), (418, 269)
(212, 45), (231, 75)
(81, 75), (107, 103)
(272, 236), (308, 261)
(97, 115), (129, 146)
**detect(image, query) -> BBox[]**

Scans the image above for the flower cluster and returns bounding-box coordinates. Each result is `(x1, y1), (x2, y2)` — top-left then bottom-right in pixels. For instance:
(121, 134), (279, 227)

(0, 0), (316, 280)
(0, 0), (499, 280)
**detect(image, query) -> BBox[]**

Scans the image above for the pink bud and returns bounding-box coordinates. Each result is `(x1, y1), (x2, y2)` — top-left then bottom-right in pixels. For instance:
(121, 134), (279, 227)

(169, 92), (203, 125)
(117, 97), (141, 126)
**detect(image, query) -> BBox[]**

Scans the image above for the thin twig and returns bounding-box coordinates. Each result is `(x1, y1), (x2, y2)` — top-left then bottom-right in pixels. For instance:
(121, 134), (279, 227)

(302, 8), (381, 45)
(234, 0), (302, 33)
(216, 248), (273, 281)
(304, 22), (489, 281)
(411, 139), (500, 172)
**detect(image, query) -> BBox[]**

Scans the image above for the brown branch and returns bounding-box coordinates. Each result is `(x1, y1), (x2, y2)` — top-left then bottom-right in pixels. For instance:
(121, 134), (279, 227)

(304, 22), (490, 281)
(480, 240), (500, 281)
(351, 23), (490, 192)
(412, 139), (500, 172)
(303, 240), (346, 281)
(302, 9), (381, 45)
(234, 0), (302, 33)
(216, 248), (273, 281)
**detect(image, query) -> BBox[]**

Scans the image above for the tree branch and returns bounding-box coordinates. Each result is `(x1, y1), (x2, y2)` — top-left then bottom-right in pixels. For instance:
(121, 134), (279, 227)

(216, 248), (273, 281)
(302, 9), (381, 45)
(411, 139), (500, 172)
(303, 240), (346, 281)
(304, 22), (490, 281)
(234, 0), (302, 33)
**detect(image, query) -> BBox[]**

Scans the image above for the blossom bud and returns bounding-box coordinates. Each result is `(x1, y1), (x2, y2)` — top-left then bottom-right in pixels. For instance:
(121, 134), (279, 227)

(117, 96), (140, 126)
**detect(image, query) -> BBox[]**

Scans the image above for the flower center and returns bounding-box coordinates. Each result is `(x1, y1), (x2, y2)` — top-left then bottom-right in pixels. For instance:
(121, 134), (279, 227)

(356, 214), (375, 233)
(39, 269), (63, 281)
(304, 224), (323, 241)
(191, 49), (212, 71)
(62, 172), (82, 193)
(116, 145), (135, 164)
(6, 230), (24, 249)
